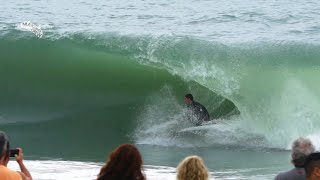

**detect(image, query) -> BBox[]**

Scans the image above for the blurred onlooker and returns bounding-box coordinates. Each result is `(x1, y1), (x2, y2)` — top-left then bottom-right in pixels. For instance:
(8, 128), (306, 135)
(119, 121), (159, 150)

(275, 137), (315, 180)
(0, 131), (32, 180)
(97, 144), (145, 180)
(177, 155), (209, 180)
(304, 152), (320, 180)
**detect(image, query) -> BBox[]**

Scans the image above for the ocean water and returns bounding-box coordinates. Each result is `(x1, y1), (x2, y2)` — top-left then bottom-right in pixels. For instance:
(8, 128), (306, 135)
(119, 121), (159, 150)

(1, 0), (320, 179)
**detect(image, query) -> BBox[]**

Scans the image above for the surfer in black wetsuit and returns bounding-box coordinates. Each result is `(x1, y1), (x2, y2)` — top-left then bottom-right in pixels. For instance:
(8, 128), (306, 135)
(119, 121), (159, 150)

(184, 94), (210, 126)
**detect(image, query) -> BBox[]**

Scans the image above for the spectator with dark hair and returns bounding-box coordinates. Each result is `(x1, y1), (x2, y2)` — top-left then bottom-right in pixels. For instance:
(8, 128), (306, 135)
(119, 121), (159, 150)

(0, 131), (32, 180)
(275, 137), (315, 180)
(97, 144), (145, 180)
(304, 152), (320, 180)
(184, 94), (210, 126)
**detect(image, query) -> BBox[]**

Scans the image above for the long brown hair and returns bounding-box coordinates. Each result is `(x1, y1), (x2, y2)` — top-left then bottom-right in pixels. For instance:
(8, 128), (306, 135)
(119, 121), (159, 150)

(97, 144), (145, 180)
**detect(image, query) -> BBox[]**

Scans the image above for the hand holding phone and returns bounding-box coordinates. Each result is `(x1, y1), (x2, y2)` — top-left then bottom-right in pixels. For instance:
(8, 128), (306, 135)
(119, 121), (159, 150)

(10, 149), (20, 157)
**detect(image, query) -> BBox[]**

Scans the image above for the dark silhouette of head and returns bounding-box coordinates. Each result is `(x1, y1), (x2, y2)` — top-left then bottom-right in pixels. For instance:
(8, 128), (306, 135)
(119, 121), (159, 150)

(304, 152), (320, 180)
(0, 131), (10, 165)
(97, 144), (145, 180)
(184, 94), (194, 105)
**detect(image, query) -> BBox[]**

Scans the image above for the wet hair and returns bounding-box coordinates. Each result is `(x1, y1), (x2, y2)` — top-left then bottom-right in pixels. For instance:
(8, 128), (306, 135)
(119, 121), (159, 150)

(185, 94), (194, 101)
(304, 152), (320, 179)
(177, 155), (209, 180)
(291, 137), (315, 167)
(0, 131), (10, 160)
(97, 144), (145, 180)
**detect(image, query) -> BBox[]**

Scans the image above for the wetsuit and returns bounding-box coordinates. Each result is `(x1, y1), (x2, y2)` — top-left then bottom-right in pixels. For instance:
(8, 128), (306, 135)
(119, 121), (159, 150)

(187, 101), (210, 126)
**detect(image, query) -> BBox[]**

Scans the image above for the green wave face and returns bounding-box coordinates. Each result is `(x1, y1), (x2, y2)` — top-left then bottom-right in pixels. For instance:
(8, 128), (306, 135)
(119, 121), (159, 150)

(1, 31), (320, 158)
(0, 32), (236, 159)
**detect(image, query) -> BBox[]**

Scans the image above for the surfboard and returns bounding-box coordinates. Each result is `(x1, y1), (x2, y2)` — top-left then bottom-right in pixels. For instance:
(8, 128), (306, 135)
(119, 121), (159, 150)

(176, 119), (220, 136)
(177, 125), (210, 136)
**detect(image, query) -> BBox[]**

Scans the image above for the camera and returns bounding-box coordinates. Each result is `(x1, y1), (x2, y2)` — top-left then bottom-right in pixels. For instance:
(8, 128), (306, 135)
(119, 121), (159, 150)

(10, 149), (19, 157)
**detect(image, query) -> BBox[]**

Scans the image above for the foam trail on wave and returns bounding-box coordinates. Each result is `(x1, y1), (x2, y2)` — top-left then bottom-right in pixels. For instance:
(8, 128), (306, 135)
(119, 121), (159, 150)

(134, 85), (270, 148)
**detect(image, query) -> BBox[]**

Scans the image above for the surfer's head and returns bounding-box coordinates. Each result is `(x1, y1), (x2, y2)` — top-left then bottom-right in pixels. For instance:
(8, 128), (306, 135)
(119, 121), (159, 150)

(291, 137), (315, 168)
(177, 155), (209, 180)
(184, 94), (194, 105)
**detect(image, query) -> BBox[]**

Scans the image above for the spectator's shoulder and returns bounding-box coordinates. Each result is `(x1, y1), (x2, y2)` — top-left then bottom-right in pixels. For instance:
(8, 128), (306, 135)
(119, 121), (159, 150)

(274, 172), (284, 180)
(274, 169), (300, 180)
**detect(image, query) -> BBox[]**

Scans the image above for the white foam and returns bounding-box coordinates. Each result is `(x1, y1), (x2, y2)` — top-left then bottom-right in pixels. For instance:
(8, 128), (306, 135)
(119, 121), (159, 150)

(8, 160), (101, 180)
(307, 134), (320, 151)
(18, 21), (43, 38)
(7, 160), (276, 180)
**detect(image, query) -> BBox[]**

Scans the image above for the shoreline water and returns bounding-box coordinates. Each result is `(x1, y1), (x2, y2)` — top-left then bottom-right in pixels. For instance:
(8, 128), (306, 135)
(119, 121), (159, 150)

(7, 159), (285, 180)
(7, 144), (292, 180)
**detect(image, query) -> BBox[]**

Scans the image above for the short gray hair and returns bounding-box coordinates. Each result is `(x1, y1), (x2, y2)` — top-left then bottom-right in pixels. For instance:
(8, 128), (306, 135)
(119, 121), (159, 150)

(291, 137), (315, 167)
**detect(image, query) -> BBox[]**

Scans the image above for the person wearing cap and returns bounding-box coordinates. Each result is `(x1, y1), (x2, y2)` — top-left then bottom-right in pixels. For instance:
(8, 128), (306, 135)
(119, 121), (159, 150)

(184, 94), (210, 126)
(0, 131), (32, 180)
(304, 152), (320, 180)
(274, 137), (315, 180)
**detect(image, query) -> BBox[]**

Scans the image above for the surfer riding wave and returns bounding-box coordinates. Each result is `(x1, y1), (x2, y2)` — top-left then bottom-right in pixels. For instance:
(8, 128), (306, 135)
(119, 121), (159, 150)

(184, 94), (210, 126)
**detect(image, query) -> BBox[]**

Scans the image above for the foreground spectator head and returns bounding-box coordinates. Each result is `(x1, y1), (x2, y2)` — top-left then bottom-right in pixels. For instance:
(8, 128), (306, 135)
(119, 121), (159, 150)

(97, 144), (145, 180)
(0, 131), (10, 164)
(177, 155), (209, 180)
(274, 137), (315, 180)
(304, 152), (320, 180)
(291, 137), (315, 167)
